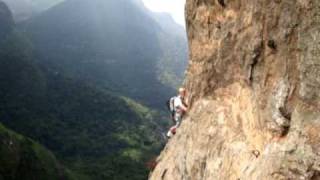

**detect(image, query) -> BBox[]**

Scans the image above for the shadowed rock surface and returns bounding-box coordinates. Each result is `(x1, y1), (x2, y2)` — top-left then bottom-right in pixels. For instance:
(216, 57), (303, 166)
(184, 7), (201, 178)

(150, 0), (320, 179)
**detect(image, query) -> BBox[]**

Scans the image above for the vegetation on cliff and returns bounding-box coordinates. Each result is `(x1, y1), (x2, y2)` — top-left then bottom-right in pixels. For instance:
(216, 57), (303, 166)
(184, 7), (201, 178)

(0, 123), (76, 180)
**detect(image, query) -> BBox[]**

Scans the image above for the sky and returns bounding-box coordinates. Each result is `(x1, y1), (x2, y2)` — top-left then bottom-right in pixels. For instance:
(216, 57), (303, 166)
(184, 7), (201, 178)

(141, 0), (186, 26)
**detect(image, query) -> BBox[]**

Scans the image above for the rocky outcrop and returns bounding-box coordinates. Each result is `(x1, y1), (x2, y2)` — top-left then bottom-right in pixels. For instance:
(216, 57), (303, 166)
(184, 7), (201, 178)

(150, 0), (320, 179)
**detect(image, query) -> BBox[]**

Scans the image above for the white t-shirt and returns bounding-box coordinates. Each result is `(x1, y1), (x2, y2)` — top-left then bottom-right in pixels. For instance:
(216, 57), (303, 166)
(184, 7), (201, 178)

(174, 96), (183, 111)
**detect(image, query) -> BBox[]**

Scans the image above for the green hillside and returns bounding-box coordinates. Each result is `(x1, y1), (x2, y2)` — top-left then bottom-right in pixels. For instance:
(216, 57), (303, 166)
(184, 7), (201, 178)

(0, 0), (188, 179)
(0, 30), (165, 179)
(0, 2), (167, 179)
(0, 123), (76, 180)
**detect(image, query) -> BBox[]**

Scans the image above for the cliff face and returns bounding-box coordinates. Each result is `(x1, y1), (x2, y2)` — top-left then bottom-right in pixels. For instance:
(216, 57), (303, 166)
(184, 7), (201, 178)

(150, 0), (320, 179)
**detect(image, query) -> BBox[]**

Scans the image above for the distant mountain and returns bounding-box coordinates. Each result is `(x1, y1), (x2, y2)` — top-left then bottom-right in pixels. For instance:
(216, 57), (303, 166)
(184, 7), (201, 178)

(0, 1), (14, 40)
(0, 0), (188, 179)
(152, 12), (186, 37)
(0, 1), (166, 179)
(0, 2), (74, 180)
(151, 12), (188, 88)
(2, 0), (64, 21)
(22, 0), (187, 108)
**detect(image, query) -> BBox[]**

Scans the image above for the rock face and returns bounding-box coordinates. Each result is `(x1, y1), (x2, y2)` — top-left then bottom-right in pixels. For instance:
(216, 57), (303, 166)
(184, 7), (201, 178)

(150, 0), (320, 179)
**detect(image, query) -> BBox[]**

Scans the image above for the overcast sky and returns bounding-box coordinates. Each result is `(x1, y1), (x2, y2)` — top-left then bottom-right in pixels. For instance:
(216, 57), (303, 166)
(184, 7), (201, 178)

(141, 0), (186, 26)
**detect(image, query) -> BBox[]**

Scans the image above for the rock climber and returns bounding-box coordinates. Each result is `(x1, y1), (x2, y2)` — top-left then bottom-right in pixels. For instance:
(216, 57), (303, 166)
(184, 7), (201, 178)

(166, 87), (188, 138)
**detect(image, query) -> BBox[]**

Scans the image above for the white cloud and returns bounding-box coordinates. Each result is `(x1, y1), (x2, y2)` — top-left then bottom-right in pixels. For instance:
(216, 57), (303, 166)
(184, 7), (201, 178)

(141, 0), (186, 26)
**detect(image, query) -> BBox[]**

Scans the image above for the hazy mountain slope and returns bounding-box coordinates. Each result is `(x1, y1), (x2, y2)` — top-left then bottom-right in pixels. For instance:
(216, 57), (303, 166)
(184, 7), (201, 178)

(0, 1), (14, 38)
(132, 1), (188, 88)
(0, 1), (164, 179)
(2, 0), (64, 21)
(152, 12), (186, 38)
(22, 0), (187, 108)
(0, 24), (163, 180)
(0, 3), (74, 180)
(153, 13), (188, 88)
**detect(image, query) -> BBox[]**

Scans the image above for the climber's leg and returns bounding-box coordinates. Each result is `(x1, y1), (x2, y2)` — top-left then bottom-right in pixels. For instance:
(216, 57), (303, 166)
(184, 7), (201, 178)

(174, 113), (182, 128)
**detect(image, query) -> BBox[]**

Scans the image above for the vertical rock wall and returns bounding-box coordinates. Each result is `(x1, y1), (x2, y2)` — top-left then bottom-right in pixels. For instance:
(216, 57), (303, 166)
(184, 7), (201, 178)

(150, 0), (320, 179)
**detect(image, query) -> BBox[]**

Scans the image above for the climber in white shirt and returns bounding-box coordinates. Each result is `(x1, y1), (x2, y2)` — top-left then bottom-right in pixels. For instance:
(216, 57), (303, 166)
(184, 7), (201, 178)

(167, 87), (188, 138)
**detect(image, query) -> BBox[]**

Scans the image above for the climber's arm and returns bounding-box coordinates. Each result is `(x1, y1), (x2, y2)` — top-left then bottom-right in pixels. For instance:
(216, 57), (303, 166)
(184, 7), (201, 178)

(179, 104), (188, 112)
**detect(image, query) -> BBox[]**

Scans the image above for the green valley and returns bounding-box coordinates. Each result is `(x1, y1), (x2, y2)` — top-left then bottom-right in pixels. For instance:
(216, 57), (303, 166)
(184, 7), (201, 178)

(0, 0), (187, 179)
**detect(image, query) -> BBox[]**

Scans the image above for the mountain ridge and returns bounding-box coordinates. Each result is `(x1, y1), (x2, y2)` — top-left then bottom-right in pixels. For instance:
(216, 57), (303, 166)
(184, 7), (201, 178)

(21, 0), (187, 109)
(2, 0), (64, 21)
(0, 1), (168, 179)
(0, 2), (75, 180)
